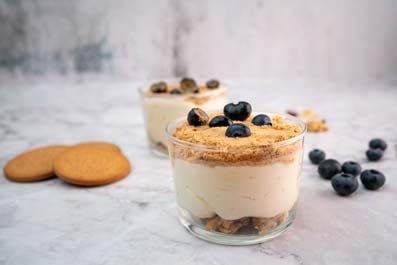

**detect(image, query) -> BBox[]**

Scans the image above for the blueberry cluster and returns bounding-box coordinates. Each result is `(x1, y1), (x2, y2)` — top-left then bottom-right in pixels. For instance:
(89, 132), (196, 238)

(366, 138), (387, 161)
(308, 138), (387, 197)
(187, 102), (272, 138)
(150, 78), (221, 94)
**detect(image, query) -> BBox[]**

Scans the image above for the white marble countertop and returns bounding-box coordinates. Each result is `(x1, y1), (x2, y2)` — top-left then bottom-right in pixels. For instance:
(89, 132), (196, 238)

(0, 77), (396, 265)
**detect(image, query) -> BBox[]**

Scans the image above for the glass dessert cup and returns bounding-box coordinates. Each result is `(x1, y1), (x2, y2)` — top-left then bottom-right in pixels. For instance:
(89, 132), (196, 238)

(166, 114), (306, 245)
(139, 79), (227, 157)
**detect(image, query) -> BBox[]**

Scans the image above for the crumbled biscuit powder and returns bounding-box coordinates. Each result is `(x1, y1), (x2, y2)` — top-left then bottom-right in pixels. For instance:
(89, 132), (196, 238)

(307, 119), (329, 133)
(205, 216), (223, 231)
(253, 219), (278, 234)
(300, 109), (316, 119)
(275, 211), (289, 223)
(252, 212), (289, 234)
(294, 108), (329, 133)
(174, 114), (301, 150)
(218, 220), (243, 234)
(205, 216), (250, 234)
(204, 212), (288, 235)
(240, 217), (251, 226)
(171, 114), (303, 165)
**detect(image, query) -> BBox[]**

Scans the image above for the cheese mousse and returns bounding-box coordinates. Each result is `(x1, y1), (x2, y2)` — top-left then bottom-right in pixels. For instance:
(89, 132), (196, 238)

(140, 78), (227, 155)
(166, 102), (306, 244)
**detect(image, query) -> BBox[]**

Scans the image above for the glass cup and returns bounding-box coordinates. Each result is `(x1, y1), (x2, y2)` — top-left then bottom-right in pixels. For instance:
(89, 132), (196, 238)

(166, 113), (306, 245)
(139, 79), (227, 157)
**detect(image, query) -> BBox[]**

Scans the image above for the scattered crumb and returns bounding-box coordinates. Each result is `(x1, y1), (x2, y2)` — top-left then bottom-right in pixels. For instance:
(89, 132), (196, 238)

(286, 108), (329, 133)
(300, 109), (316, 119)
(307, 119), (329, 133)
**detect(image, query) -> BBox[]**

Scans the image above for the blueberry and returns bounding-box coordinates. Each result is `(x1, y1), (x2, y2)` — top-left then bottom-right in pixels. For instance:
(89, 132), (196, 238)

(369, 138), (387, 151)
(206, 79), (220, 89)
(366, 148), (383, 161)
(190, 86), (199, 93)
(187, 108), (209, 127)
(150, 81), (167, 93)
(331, 173), (359, 196)
(225, 123), (251, 137)
(308, 149), (326, 164)
(170, 88), (183, 95)
(360, 169), (386, 190)
(341, 161), (362, 176)
(223, 102), (252, 121)
(318, 159), (342, 180)
(209, 115), (232, 127)
(252, 114), (272, 126)
(180, 78), (199, 93)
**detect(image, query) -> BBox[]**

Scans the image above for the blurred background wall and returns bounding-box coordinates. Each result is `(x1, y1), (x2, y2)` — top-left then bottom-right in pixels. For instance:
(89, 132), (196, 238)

(1, 0), (397, 81)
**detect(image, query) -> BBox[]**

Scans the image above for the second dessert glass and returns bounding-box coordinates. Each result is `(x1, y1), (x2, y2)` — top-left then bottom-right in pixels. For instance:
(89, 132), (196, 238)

(139, 78), (227, 156)
(166, 113), (306, 245)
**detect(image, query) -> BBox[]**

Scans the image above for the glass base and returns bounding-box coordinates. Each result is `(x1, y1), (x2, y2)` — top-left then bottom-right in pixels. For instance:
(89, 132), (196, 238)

(178, 207), (296, 246)
(150, 146), (168, 158)
(148, 139), (169, 158)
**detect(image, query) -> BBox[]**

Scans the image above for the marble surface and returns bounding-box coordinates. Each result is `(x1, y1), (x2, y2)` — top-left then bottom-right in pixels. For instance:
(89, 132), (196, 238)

(0, 77), (396, 265)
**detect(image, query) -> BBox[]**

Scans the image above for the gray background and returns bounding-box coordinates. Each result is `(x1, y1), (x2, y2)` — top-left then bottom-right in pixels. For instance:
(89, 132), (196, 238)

(1, 0), (397, 81)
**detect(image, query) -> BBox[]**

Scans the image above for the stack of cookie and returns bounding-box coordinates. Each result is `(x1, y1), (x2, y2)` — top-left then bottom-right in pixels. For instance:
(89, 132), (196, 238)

(3, 142), (131, 187)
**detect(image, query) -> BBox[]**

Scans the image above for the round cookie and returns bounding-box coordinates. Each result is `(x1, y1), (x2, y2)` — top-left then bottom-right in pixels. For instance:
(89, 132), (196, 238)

(72, 141), (121, 153)
(4, 145), (69, 182)
(54, 148), (131, 186)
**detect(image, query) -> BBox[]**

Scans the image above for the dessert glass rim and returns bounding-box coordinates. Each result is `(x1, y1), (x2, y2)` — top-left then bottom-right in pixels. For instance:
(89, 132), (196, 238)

(138, 78), (227, 98)
(165, 112), (307, 152)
